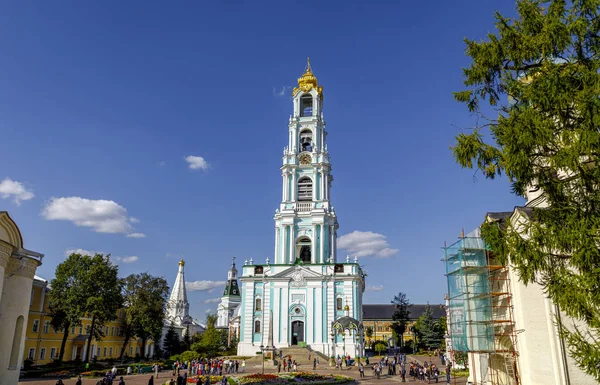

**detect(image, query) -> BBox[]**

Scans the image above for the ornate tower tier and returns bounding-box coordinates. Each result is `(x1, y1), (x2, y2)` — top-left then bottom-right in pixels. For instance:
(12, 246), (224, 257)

(275, 58), (339, 265)
(217, 258), (241, 328)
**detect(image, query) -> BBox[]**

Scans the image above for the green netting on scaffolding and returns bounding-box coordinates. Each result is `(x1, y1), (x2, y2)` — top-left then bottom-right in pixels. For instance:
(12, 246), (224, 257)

(443, 228), (494, 352)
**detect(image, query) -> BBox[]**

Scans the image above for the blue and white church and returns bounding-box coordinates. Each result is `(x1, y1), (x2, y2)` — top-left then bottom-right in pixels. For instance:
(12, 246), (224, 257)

(230, 60), (366, 358)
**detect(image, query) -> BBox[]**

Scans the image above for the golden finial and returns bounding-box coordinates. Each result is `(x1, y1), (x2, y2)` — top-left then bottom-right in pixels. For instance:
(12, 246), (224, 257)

(293, 57), (323, 98)
(344, 297), (350, 312)
(179, 258), (185, 267)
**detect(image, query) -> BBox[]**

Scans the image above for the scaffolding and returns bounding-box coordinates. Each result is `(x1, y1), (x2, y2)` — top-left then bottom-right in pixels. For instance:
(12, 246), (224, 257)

(443, 229), (520, 385)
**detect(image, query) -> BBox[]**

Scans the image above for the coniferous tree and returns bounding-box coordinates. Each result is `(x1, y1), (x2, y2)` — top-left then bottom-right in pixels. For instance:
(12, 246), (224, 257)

(390, 292), (412, 349)
(452, 0), (600, 380)
(415, 305), (444, 350)
(163, 325), (182, 358)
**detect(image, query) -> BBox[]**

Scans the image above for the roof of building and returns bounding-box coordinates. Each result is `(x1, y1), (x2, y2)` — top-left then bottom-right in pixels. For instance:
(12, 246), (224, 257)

(363, 304), (445, 320)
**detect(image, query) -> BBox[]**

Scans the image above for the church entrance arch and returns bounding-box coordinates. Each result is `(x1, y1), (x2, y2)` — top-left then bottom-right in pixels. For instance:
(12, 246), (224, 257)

(291, 320), (305, 345)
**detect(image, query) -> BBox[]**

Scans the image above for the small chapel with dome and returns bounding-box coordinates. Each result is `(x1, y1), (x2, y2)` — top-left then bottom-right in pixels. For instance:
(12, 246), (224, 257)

(216, 60), (366, 358)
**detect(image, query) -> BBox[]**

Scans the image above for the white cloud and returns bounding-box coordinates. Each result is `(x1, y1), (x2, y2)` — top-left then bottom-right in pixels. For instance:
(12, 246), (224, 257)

(41, 197), (142, 237)
(113, 256), (139, 263)
(0, 178), (35, 205)
(129, 217), (140, 224)
(204, 309), (213, 314)
(186, 280), (226, 292)
(185, 155), (209, 170)
(338, 230), (399, 258)
(366, 285), (384, 292)
(126, 232), (146, 238)
(204, 298), (221, 304)
(158, 161), (166, 168)
(272, 86), (291, 97)
(64, 248), (103, 257)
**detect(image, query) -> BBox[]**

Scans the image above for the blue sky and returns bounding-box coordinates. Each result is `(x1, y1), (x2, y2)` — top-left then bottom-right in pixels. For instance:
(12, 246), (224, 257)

(0, 1), (523, 322)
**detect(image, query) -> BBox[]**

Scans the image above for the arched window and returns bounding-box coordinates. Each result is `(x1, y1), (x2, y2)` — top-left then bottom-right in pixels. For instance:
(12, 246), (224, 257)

(298, 177), (312, 201)
(336, 298), (343, 311)
(254, 320), (261, 334)
(9, 315), (24, 368)
(300, 94), (313, 117)
(299, 130), (313, 152)
(296, 237), (312, 263)
(255, 298), (262, 311)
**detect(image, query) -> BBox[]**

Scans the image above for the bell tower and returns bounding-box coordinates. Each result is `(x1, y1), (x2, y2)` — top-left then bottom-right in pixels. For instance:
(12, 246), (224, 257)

(274, 58), (338, 265)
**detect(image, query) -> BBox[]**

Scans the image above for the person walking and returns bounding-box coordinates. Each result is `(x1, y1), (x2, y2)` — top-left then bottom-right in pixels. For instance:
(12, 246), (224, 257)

(359, 363), (365, 378)
(313, 358), (317, 370)
(148, 376), (154, 385)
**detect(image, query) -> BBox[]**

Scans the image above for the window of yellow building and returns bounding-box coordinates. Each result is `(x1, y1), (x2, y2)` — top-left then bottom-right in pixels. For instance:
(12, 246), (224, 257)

(103, 347), (107, 356)
(40, 348), (46, 360)
(71, 325), (75, 334)
(79, 325), (83, 334)
(28, 348), (35, 360)
(129, 347), (132, 356)
(111, 327), (114, 336)
(50, 348), (56, 359)
(105, 326), (109, 335)
(43, 321), (50, 334)
(109, 347), (113, 356)
(97, 347), (101, 356)
(32, 320), (39, 333)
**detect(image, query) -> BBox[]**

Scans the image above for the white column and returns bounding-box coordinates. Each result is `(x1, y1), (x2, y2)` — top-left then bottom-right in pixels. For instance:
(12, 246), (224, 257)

(291, 172), (296, 201)
(333, 229), (337, 262)
(289, 225), (295, 263)
(320, 224), (325, 264)
(312, 167), (317, 201)
(274, 227), (279, 264)
(320, 169), (324, 202)
(312, 225), (317, 263)
(330, 225), (335, 262)
(282, 173), (286, 202)
(281, 226), (287, 264)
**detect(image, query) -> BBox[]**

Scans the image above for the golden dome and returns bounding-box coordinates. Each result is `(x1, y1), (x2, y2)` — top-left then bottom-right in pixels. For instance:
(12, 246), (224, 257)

(344, 304), (350, 311)
(293, 57), (323, 98)
(179, 259), (185, 267)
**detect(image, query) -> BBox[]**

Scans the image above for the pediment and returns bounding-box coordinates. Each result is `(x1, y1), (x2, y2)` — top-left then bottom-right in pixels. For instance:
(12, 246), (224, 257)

(271, 265), (323, 280)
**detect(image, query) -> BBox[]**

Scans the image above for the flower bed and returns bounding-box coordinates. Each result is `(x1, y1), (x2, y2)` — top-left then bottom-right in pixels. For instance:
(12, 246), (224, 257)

(41, 370), (75, 378)
(237, 372), (353, 385)
(182, 376), (236, 385)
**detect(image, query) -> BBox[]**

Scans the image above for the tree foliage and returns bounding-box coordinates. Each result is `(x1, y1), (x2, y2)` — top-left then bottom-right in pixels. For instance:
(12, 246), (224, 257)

(163, 325), (182, 358)
(120, 273), (169, 360)
(452, 0), (600, 380)
(390, 292), (412, 347)
(413, 305), (445, 350)
(191, 314), (224, 358)
(48, 253), (96, 362)
(82, 254), (123, 363)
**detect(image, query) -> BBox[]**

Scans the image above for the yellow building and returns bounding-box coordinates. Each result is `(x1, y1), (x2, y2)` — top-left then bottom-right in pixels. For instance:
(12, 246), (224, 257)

(362, 304), (445, 347)
(23, 276), (154, 365)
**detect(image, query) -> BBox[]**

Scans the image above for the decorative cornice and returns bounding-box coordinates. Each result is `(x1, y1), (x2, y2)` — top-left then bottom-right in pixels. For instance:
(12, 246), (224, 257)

(7, 256), (40, 279)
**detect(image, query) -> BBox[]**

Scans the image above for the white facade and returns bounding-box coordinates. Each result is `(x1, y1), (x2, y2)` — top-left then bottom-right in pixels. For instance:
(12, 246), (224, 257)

(0, 211), (43, 385)
(236, 61), (365, 357)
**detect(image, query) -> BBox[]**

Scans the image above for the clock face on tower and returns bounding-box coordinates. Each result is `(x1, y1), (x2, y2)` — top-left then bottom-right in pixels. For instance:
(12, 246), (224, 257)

(298, 153), (311, 165)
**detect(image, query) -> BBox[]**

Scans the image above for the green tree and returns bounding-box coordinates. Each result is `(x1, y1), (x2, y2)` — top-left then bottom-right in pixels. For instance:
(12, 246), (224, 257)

(82, 254), (123, 363)
(390, 292), (412, 348)
(414, 305), (444, 350)
(374, 341), (387, 356)
(163, 325), (182, 358)
(192, 314), (222, 358)
(365, 326), (374, 349)
(119, 273), (169, 360)
(48, 253), (95, 362)
(451, 0), (600, 380)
